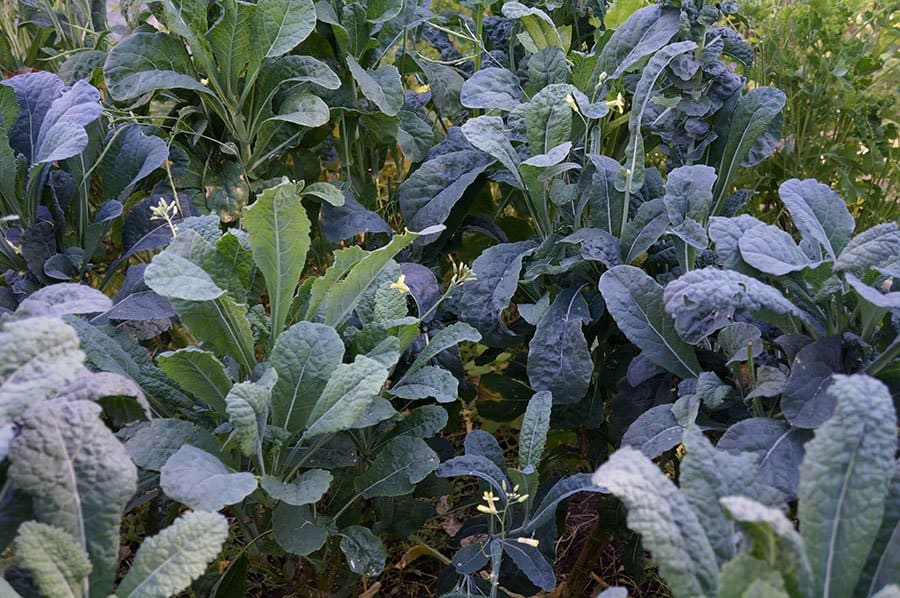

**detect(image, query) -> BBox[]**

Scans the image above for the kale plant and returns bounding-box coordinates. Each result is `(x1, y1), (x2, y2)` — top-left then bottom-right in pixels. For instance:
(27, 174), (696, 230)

(593, 374), (899, 598)
(0, 296), (228, 597)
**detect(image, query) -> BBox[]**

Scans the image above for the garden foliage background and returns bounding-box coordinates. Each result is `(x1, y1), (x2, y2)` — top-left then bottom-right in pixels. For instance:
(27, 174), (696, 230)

(0, 0), (897, 596)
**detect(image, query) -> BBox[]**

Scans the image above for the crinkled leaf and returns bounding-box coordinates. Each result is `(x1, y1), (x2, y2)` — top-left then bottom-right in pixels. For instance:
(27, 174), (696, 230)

(226, 379), (272, 456)
(711, 87), (786, 215)
(453, 240), (536, 346)
(8, 400), (137, 596)
(799, 375), (897, 598)
(117, 511), (228, 598)
(527, 289), (592, 404)
(398, 149), (494, 239)
(618, 41), (697, 194)
(519, 391), (552, 469)
(14, 522), (91, 598)
(681, 427), (784, 565)
(17, 283), (112, 317)
(591, 447), (719, 596)
(721, 496), (812, 598)
(460, 116), (522, 187)
(0, 317), (84, 420)
(835, 223), (900, 275)
(621, 404), (682, 458)
(592, 4), (680, 84)
(718, 418), (810, 500)
(663, 268), (819, 343)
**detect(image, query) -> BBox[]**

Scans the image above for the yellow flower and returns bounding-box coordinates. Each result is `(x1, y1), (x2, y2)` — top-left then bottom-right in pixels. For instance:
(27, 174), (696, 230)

(605, 93), (626, 113)
(389, 274), (410, 294)
(516, 537), (540, 548)
(477, 490), (500, 515)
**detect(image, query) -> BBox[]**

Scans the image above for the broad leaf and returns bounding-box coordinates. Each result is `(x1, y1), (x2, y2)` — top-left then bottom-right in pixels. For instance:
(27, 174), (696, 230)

(460, 68), (523, 111)
(104, 32), (211, 101)
(340, 526), (387, 576)
(160, 446), (258, 511)
(778, 178), (854, 260)
(124, 419), (220, 471)
(461, 116), (522, 187)
(304, 355), (388, 438)
(117, 511), (228, 597)
(272, 503), (331, 555)
(781, 337), (843, 429)
(254, 0), (317, 58)
(739, 223), (818, 275)
(599, 266), (700, 378)
(261, 469), (333, 505)
(359, 436), (439, 498)
(270, 321), (344, 434)
(243, 180), (311, 341)
(157, 348), (232, 417)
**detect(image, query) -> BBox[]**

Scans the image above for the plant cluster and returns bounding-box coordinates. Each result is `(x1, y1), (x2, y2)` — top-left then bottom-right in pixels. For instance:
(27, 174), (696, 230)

(0, 0), (897, 596)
